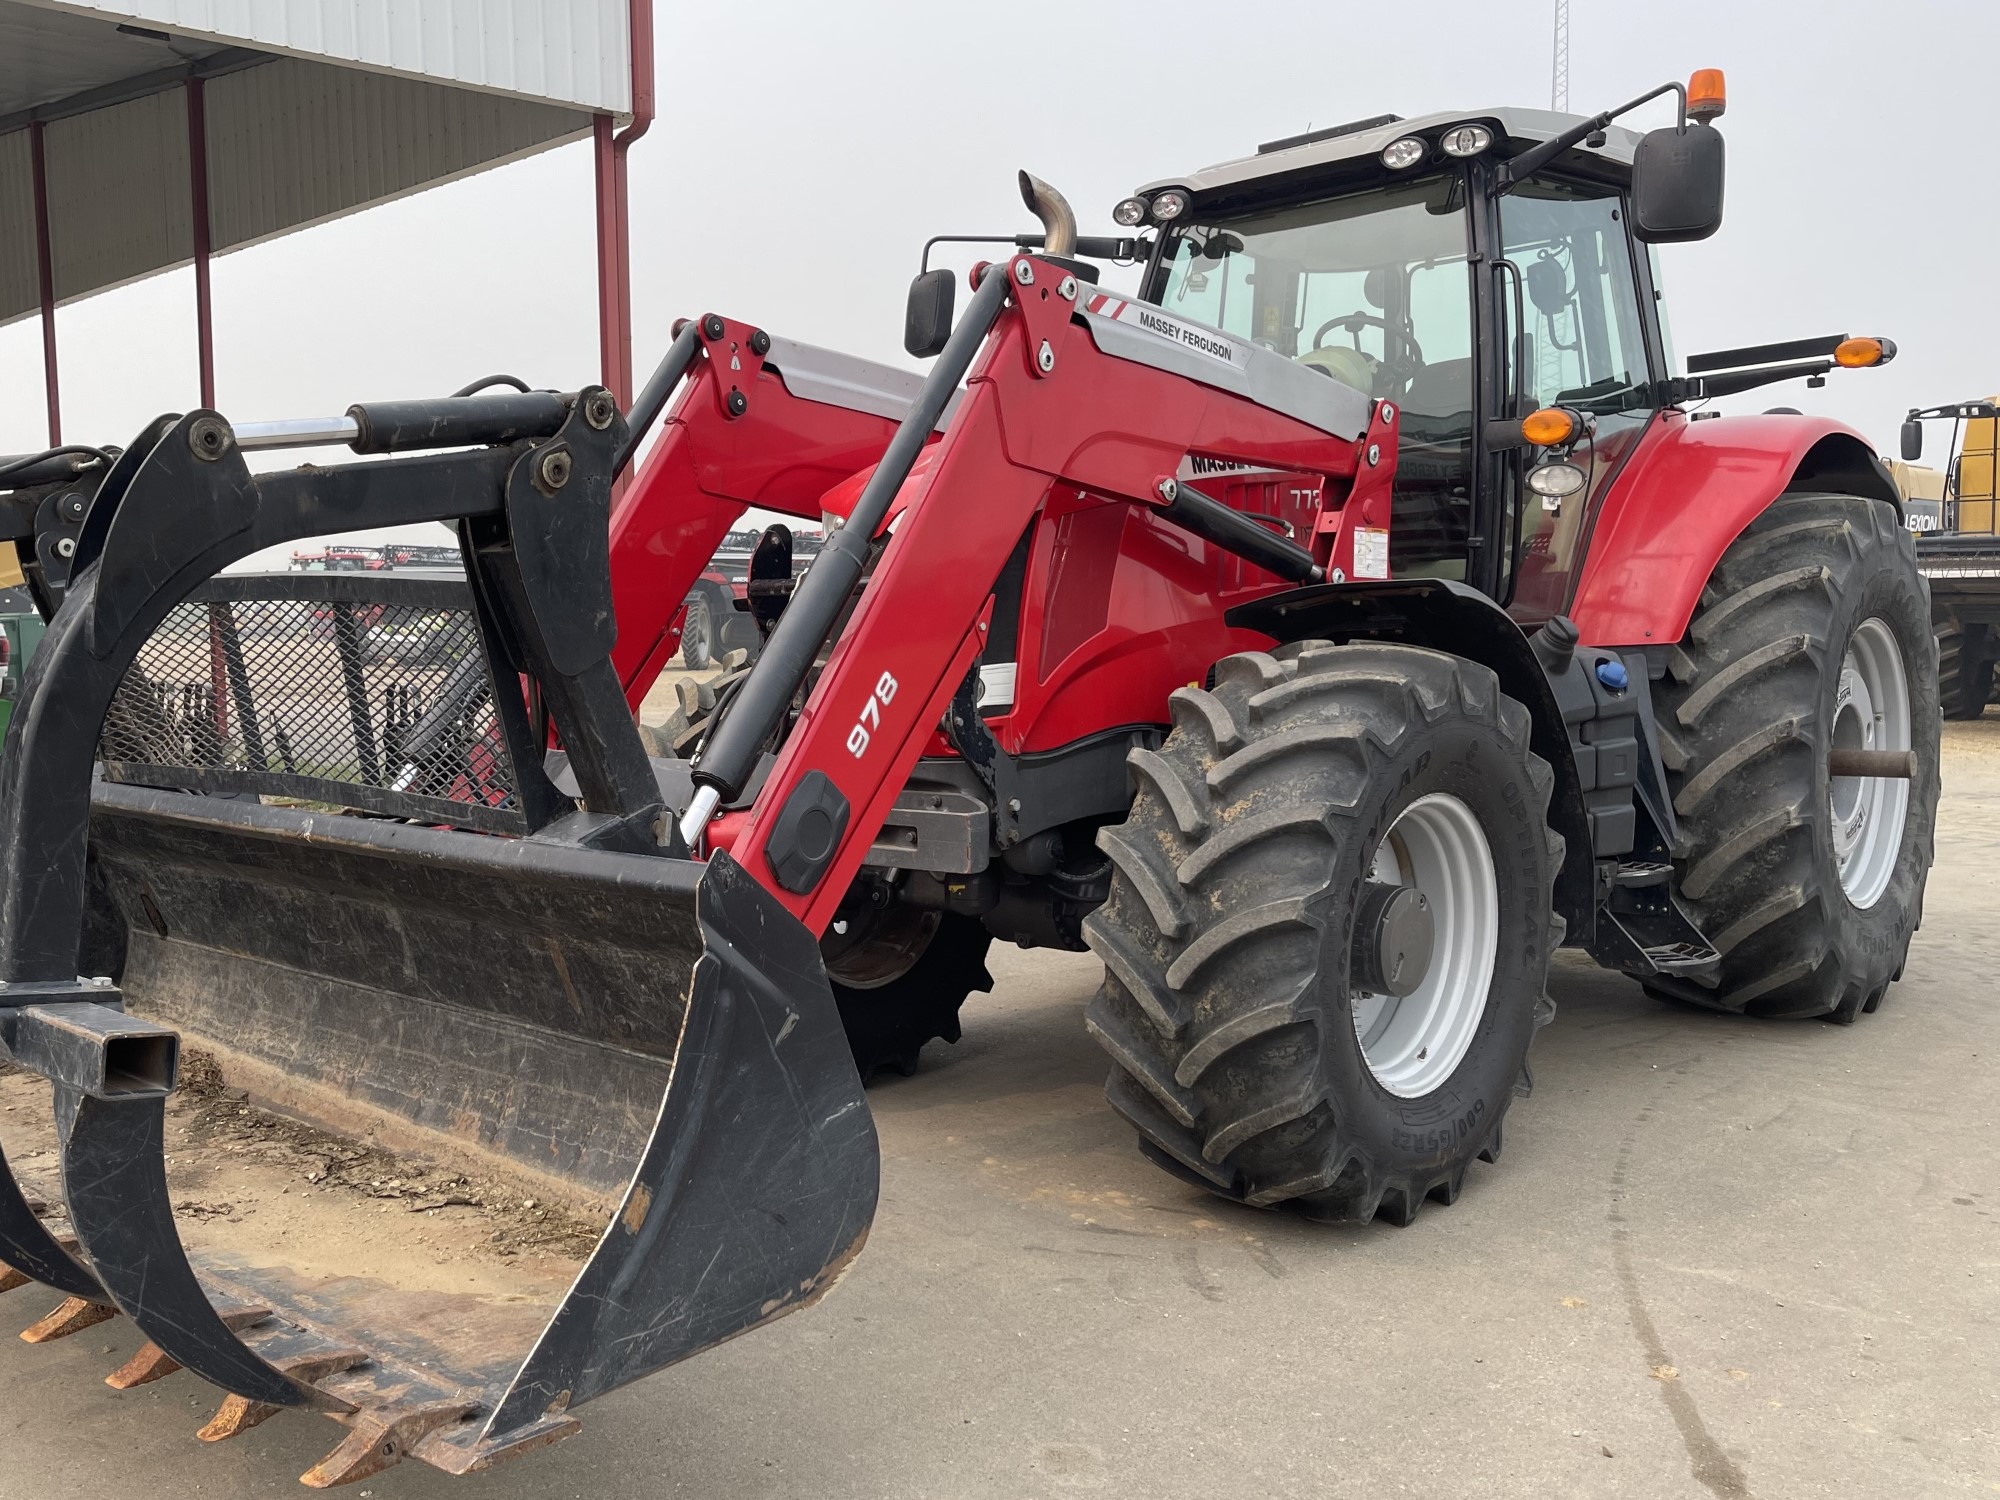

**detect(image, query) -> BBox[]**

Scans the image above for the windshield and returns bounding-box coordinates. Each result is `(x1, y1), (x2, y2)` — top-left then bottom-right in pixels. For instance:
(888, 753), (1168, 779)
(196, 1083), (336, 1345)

(1154, 175), (1477, 580)
(1155, 176), (1472, 415)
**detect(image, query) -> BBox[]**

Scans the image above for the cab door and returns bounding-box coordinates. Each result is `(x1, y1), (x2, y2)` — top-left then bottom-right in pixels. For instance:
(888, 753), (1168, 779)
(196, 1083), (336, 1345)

(1494, 176), (1666, 624)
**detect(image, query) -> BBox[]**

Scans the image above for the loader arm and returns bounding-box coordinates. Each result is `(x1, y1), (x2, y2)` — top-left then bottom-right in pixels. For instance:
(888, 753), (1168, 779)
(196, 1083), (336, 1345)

(610, 319), (936, 702)
(699, 256), (1390, 936)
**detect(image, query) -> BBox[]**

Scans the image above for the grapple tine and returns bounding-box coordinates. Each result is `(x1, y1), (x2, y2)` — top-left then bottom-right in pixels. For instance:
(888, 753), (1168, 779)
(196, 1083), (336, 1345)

(20, 1294), (116, 1343)
(7, 1001), (357, 1414)
(56, 1081), (356, 1413)
(0, 1140), (106, 1302)
(299, 1400), (478, 1490)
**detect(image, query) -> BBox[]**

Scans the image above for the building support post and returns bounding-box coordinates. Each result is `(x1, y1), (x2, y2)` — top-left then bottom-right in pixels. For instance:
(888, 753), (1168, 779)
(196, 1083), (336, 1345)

(28, 121), (59, 446)
(594, 0), (655, 411)
(592, 116), (631, 408)
(187, 78), (215, 410)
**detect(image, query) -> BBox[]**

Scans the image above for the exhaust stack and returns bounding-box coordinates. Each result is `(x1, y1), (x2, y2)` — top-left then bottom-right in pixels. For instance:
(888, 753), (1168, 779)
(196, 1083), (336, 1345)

(1017, 171), (1077, 258)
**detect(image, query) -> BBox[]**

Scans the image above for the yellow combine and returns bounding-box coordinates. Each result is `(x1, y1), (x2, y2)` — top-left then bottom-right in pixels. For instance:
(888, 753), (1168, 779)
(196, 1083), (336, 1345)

(1900, 397), (2000, 716)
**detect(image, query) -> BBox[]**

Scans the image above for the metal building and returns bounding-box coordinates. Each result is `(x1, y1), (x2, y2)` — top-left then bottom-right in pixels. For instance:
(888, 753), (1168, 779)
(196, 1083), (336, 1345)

(0, 0), (653, 443)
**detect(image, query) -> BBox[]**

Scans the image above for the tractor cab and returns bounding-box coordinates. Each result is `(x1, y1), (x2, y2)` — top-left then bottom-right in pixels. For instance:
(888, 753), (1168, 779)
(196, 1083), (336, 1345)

(1119, 93), (1719, 619)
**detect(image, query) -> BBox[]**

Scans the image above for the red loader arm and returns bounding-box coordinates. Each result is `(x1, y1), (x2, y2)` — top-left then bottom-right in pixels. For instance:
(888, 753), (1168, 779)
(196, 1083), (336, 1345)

(609, 317), (926, 700)
(704, 257), (1391, 935)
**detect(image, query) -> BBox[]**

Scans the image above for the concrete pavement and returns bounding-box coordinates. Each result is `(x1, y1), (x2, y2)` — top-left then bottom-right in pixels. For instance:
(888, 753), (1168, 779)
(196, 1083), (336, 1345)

(0, 725), (1994, 1499)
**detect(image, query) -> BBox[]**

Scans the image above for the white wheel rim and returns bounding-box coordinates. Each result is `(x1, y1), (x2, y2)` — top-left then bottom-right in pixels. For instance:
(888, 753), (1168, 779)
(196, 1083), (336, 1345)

(1351, 793), (1500, 1098)
(1831, 616), (1912, 909)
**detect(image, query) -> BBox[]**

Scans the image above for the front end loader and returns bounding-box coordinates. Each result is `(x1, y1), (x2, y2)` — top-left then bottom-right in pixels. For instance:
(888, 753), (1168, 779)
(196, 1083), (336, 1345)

(0, 69), (1938, 1487)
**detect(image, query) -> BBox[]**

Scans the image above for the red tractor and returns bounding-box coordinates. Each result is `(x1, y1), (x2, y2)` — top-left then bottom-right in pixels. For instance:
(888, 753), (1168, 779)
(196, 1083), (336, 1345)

(0, 71), (1935, 1482)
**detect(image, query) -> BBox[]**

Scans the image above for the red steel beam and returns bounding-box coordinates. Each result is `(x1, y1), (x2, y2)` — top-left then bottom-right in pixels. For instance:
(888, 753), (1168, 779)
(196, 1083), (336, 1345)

(187, 78), (215, 409)
(28, 121), (59, 445)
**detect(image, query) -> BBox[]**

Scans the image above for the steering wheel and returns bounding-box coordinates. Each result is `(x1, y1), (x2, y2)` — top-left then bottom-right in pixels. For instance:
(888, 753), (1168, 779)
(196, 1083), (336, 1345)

(1312, 313), (1423, 391)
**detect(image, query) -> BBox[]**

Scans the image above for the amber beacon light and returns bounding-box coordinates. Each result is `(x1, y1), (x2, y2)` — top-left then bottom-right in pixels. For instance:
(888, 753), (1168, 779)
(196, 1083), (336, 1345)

(1688, 69), (1727, 123)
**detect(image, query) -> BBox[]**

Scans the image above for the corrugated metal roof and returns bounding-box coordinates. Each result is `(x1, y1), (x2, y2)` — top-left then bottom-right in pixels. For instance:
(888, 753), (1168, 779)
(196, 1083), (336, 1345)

(0, 48), (595, 325)
(204, 57), (589, 254)
(24, 0), (632, 114)
(0, 0), (234, 117)
(44, 87), (192, 302)
(0, 0), (628, 329)
(0, 130), (32, 317)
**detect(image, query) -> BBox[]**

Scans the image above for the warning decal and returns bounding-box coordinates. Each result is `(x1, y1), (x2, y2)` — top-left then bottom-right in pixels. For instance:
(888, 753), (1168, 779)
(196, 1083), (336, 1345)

(1352, 527), (1390, 580)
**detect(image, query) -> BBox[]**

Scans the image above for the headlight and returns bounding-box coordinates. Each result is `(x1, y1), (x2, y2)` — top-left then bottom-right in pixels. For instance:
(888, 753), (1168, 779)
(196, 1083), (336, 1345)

(1380, 136), (1427, 171)
(1527, 461), (1588, 499)
(1150, 189), (1190, 221)
(1112, 196), (1149, 227)
(1439, 123), (1493, 158)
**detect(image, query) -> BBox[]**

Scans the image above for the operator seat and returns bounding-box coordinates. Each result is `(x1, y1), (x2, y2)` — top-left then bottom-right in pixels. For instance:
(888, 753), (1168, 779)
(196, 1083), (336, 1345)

(1296, 345), (1376, 398)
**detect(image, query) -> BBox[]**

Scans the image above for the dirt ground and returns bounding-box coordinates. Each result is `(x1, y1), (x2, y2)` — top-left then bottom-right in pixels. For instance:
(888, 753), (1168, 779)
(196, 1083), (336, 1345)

(0, 1046), (599, 1305)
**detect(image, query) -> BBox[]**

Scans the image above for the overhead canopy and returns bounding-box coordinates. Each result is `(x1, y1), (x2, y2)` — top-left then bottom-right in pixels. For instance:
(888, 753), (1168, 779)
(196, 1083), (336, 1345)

(0, 0), (634, 326)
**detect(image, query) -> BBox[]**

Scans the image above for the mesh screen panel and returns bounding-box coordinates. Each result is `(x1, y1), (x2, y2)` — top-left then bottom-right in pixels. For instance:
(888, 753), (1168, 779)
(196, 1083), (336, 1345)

(98, 575), (528, 834)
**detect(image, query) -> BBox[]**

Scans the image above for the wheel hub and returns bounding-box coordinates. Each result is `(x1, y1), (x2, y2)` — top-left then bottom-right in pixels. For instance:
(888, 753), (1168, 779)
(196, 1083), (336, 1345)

(1351, 882), (1435, 998)
(1350, 793), (1500, 1098)
(1830, 617), (1912, 909)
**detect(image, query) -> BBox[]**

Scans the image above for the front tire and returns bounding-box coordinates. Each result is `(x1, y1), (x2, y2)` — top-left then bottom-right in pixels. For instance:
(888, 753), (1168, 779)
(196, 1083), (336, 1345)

(826, 908), (994, 1081)
(1646, 494), (1939, 1021)
(1083, 642), (1561, 1225)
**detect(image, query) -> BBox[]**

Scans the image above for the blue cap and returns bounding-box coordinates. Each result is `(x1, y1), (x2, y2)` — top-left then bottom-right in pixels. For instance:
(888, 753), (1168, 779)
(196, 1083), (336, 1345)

(1595, 659), (1630, 692)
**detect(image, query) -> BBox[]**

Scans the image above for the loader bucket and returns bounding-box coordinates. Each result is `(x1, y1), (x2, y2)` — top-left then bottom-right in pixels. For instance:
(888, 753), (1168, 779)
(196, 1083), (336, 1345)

(0, 397), (876, 1483)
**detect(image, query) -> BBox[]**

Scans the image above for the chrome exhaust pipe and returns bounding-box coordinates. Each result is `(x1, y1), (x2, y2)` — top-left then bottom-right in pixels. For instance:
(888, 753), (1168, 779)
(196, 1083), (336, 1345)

(1017, 171), (1077, 258)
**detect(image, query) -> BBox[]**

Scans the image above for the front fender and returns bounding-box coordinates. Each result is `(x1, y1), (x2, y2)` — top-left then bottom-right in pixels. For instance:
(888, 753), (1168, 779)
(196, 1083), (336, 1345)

(1569, 411), (1900, 648)
(1228, 580), (1592, 940)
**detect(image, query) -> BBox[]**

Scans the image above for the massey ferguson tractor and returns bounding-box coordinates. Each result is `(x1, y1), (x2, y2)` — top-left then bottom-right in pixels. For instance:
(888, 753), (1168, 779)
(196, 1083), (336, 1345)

(0, 71), (1935, 1485)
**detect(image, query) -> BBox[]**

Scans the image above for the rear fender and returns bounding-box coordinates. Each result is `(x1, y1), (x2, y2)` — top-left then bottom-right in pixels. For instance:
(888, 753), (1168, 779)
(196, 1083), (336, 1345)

(1569, 412), (1902, 648)
(1227, 581), (1593, 940)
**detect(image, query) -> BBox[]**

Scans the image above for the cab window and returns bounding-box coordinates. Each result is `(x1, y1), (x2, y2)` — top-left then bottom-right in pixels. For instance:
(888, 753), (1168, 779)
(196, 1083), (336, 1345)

(1157, 176), (1476, 578)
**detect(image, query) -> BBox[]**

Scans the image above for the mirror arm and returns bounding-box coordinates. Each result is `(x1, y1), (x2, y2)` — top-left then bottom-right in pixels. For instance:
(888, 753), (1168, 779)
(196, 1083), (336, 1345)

(1496, 81), (1686, 193)
(920, 233), (1143, 274)
(1677, 360), (1831, 400)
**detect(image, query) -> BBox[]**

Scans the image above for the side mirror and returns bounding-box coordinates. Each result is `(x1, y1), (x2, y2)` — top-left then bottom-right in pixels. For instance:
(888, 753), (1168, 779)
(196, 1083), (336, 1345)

(1525, 257), (1569, 318)
(905, 269), (956, 359)
(1631, 124), (1725, 244)
(1901, 420), (1924, 463)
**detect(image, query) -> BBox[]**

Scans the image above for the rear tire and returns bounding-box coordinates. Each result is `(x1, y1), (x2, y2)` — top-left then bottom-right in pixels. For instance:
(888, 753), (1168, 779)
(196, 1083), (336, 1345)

(680, 592), (716, 670)
(1083, 642), (1561, 1224)
(1936, 621), (1990, 719)
(1645, 494), (1939, 1021)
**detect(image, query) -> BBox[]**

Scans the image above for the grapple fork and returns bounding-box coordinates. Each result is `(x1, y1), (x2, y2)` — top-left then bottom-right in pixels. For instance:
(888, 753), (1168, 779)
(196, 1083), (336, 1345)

(0, 377), (876, 1481)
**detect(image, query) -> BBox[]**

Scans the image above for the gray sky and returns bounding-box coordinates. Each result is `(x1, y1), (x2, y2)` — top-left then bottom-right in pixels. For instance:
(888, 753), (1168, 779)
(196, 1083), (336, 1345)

(3, 0), (1991, 511)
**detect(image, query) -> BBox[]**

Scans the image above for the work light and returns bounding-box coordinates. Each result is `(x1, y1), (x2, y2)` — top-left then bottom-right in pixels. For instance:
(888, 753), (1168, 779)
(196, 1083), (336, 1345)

(1380, 137), (1426, 170)
(1440, 123), (1493, 157)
